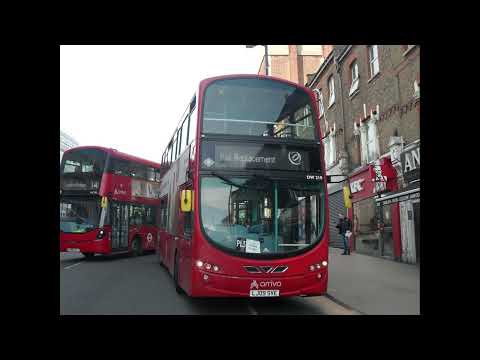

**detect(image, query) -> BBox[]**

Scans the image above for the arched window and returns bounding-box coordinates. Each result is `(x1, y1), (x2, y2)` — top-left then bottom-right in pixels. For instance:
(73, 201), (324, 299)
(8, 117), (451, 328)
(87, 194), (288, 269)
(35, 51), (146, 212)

(368, 45), (380, 78)
(328, 75), (335, 107)
(349, 61), (359, 96)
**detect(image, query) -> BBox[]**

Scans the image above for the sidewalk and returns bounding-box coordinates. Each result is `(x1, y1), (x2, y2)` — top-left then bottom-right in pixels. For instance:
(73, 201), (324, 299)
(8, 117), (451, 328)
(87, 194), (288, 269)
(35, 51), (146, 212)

(327, 247), (420, 315)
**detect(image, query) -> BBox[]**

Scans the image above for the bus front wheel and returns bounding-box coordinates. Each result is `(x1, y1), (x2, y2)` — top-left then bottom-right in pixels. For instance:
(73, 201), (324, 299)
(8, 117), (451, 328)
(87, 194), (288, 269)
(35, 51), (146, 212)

(82, 253), (94, 259)
(131, 237), (143, 257)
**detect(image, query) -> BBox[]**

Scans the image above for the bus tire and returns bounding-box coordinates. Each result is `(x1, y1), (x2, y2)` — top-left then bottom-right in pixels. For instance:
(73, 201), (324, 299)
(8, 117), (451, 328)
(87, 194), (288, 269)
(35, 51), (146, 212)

(131, 237), (143, 257)
(158, 250), (166, 268)
(82, 253), (94, 259)
(174, 252), (183, 294)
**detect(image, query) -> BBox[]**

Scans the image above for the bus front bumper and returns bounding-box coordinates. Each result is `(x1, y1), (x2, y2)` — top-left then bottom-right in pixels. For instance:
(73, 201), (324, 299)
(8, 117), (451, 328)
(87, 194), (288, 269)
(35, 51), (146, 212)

(190, 268), (328, 298)
(60, 238), (109, 254)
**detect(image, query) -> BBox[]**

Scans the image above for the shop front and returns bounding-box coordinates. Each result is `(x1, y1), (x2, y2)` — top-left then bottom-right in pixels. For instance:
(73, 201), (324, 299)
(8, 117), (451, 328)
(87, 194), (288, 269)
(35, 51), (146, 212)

(376, 141), (420, 264)
(348, 157), (401, 260)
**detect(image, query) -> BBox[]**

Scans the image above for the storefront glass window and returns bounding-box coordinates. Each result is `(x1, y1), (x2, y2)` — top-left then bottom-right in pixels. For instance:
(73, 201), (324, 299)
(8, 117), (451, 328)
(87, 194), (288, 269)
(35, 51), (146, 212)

(353, 198), (378, 256)
(381, 204), (393, 257)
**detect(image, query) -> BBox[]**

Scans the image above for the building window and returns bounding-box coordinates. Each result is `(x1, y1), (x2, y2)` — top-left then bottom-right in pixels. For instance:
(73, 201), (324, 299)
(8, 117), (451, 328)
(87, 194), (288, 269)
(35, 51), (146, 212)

(368, 45), (380, 78)
(323, 133), (336, 168)
(353, 198), (378, 255)
(403, 45), (416, 54)
(328, 76), (335, 107)
(414, 80), (420, 99)
(324, 136), (330, 167)
(349, 61), (359, 96)
(360, 120), (379, 164)
(318, 91), (325, 117)
(366, 121), (377, 162)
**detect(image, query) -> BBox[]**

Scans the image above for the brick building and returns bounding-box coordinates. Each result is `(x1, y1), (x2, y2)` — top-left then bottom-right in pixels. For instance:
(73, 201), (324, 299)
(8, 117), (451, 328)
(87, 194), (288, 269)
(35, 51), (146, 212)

(306, 45), (420, 263)
(257, 45), (333, 85)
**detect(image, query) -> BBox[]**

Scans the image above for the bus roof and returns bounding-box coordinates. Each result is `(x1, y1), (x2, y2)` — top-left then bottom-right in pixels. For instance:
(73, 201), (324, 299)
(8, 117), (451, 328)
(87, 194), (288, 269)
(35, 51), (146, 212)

(63, 146), (162, 169)
(199, 74), (314, 93)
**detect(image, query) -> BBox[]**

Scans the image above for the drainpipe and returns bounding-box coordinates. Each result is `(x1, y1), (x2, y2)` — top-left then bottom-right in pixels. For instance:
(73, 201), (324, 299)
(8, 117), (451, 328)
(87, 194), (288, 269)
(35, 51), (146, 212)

(334, 55), (349, 176)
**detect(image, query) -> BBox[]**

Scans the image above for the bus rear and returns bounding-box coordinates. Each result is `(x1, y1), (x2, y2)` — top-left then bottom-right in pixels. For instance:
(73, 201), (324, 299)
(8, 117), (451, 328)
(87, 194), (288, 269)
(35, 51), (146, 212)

(166, 75), (330, 297)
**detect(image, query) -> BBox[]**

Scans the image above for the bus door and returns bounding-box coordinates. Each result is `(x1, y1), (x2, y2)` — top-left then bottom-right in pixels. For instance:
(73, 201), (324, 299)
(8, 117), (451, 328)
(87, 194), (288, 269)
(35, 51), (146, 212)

(177, 182), (193, 292)
(111, 202), (129, 250)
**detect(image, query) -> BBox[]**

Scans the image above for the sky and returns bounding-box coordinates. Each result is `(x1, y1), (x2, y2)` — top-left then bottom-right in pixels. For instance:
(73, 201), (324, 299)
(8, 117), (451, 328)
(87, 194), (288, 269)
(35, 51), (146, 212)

(60, 45), (265, 162)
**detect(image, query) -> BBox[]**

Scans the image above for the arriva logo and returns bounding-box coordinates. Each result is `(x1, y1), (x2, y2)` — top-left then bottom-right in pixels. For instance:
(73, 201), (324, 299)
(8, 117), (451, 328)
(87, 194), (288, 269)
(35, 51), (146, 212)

(260, 280), (282, 287)
(250, 280), (282, 289)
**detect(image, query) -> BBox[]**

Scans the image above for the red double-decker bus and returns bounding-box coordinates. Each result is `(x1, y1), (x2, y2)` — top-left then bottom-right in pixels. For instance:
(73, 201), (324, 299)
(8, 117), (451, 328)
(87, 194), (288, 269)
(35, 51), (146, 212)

(60, 146), (163, 258)
(157, 74), (330, 297)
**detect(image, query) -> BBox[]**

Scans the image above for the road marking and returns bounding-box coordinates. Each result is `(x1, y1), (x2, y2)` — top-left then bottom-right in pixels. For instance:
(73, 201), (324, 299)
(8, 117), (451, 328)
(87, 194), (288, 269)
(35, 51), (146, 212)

(247, 304), (258, 315)
(64, 262), (83, 270)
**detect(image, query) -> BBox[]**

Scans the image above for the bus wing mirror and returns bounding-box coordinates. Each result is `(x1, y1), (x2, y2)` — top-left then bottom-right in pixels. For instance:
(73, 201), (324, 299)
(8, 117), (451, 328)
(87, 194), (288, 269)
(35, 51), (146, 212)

(180, 190), (193, 212)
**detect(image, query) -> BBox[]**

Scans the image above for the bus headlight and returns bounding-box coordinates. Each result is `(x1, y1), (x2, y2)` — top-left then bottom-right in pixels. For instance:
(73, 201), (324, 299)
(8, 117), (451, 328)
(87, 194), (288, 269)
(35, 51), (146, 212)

(196, 260), (203, 268)
(322, 261), (328, 267)
(96, 229), (105, 239)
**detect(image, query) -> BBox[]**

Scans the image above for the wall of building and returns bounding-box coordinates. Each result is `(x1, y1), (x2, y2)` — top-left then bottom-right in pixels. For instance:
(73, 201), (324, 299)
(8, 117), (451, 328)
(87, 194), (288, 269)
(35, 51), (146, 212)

(257, 45), (329, 86)
(306, 45), (420, 262)
(340, 45), (420, 165)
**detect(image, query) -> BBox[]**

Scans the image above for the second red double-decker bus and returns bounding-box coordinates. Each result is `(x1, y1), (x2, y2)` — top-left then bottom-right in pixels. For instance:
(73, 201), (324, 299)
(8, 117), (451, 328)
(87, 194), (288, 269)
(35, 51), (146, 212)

(60, 146), (163, 258)
(157, 74), (330, 297)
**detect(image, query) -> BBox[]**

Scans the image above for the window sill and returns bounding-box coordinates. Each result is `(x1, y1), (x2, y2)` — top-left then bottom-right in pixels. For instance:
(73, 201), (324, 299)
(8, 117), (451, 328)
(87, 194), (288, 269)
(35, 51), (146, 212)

(403, 45), (417, 57)
(326, 162), (337, 171)
(349, 88), (360, 99)
(367, 72), (381, 84)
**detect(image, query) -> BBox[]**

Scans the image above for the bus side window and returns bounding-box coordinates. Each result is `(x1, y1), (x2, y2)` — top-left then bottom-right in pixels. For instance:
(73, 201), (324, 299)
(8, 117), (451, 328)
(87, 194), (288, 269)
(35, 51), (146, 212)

(147, 167), (155, 182)
(111, 158), (127, 176)
(167, 142), (173, 164)
(188, 106), (197, 145)
(159, 197), (168, 229)
(179, 118), (187, 156)
(165, 197), (170, 230)
(173, 131), (180, 161)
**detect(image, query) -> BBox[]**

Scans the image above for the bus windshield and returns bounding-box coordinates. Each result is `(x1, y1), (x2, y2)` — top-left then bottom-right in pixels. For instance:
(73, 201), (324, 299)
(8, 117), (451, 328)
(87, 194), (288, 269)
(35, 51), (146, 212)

(61, 149), (106, 191)
(200, 175), (324, 257)
(60, 198), (100, 233)
(202, 78), (317, 140)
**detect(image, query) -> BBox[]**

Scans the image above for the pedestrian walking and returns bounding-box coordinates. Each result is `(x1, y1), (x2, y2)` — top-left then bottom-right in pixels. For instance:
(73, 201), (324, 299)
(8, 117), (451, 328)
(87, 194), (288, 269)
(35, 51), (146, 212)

(336, 214), (352, 255)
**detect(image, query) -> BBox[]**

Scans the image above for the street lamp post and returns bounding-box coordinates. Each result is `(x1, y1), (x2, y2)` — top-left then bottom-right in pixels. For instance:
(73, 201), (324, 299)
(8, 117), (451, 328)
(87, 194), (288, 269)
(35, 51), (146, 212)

(246, 45), (269, 76)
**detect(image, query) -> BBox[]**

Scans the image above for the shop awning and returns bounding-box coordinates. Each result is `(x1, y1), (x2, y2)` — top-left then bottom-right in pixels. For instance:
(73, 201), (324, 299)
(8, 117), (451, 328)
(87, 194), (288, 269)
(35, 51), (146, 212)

(375, 183), (420, 206)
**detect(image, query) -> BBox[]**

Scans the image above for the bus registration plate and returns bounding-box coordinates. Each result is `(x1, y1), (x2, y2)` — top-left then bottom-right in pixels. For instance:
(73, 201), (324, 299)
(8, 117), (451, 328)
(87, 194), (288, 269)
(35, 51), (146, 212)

(66, 248), (80, 252)
(250, 290), (279, 297)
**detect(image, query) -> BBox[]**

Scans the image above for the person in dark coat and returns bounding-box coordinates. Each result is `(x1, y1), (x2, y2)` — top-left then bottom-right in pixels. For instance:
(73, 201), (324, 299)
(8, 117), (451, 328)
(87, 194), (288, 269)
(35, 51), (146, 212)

(336, 214), (352, 255)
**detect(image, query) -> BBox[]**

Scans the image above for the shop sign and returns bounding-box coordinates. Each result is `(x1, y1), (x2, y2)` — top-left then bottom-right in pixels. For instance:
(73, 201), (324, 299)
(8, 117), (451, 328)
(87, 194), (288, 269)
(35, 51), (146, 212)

(376, 189), (420, 206)
(369, 157), (398, 194)
(350, 158), (398, 203)
(349, 168), (376, 202)
(400, 144), (420, 183)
